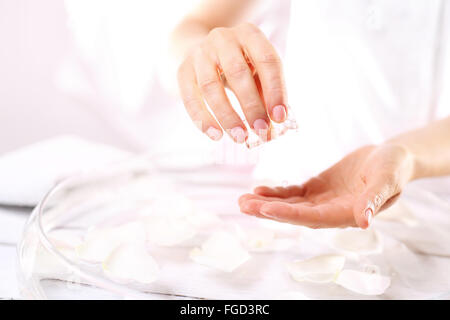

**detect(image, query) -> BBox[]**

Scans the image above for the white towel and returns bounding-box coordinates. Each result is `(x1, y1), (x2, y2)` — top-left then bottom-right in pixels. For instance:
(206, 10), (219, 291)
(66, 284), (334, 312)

(0, 135), (131, 207)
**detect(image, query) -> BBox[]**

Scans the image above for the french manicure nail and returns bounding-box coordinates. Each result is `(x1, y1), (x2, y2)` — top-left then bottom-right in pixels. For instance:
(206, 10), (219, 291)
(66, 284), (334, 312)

(272, 105), (287, 122)
(365, 208), (373, 226)
(205, 127), (222, 141)
(230, 127), (247, 144)
(253, 119), (269, 141)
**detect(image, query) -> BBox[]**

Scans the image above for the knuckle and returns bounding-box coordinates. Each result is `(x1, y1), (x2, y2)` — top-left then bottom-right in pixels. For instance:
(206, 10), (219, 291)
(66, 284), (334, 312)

(224, 59), (249, 79)
(190, 109), (204, 123)
(210, 29), (237, 48)
(256, 52), (281, 67)
(197, 43), (212, 59)
(209, 27), (228, 40)
(182, 95), (200, 111)
(199, 42), (209, 52)
(263, 72), (286, 97)
(192, 46), (206, 62)
(267, 75), (285, 91)
(243, 99), (262, 113)
(215, 109), (237, 127)
(238, 22), (260, 34)
(198, 77), (222, 94)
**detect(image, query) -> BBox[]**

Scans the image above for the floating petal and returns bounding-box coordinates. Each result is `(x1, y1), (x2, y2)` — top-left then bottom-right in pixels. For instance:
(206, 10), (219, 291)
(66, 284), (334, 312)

(235, 224), (275, 252)
(335, 269), (391, 295)
(189, 232), (250, 272)
(102, 242), (159, 284)
(144, 215), (197, 246)
(77, 221), (146, 262)
(333, 228), (381, 254)
(287, 254), (346, 283)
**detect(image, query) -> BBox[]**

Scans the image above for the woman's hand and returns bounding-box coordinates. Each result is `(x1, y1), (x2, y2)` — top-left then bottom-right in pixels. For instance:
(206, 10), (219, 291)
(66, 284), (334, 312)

(177, 23), (288, 143)
(239, 144), (416, 229)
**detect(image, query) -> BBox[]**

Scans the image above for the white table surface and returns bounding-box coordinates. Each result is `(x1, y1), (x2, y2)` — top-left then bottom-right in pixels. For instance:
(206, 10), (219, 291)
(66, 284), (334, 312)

(0, 206), (32, 299)
(1, 189), (449, 299)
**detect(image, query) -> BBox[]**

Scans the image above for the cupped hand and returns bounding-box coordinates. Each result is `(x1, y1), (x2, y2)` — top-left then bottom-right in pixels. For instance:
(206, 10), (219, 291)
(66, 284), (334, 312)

(177, 23), (288, 143)
(239, 144), (416, 229)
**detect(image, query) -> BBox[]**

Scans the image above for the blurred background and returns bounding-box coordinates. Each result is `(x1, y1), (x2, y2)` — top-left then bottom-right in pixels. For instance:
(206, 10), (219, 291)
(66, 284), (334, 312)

(0, 0), (199, 154)
(0, 0), (289, 155)
(1, 0), (449, 191)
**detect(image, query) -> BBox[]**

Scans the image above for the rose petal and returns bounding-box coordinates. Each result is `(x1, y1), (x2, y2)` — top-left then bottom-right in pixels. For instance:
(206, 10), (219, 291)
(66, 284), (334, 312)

(186, 210), (221, 229)
(77, 221), (146, 262)
(234, 224), (275, 252)
(333, 228), (381, 254)
(287, 254), (346, 283)
(189, 231), (250, 272)
(335, 269), (391, 295)
(144, 215), (197, 246)
(102, 242), (159, 284)
(34, 244), (76, 277)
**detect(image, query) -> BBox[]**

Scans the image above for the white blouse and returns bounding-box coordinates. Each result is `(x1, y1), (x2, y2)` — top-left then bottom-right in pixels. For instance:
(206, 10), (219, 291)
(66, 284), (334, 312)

(255, 0), (450, 188)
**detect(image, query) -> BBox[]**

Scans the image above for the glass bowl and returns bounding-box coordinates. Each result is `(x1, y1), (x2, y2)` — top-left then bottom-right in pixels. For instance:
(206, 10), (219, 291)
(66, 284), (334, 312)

(16, 154), (450, 299)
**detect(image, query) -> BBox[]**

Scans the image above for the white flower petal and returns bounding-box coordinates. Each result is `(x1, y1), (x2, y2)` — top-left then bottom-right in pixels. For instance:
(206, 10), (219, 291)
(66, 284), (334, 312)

(144, 215), (197, 246)
(77, 221), (146, 262)
(189, 231), (250, 272)
(333, 228), (381, 254)
(335, 270), (391, 295)
(102, 242), (159, 284)
(186, 210), (222, 229)
(257, 219), (299, 235)
(235, 224), (275, 252)
(383, 243), (428, 286)
(287, 254), (346, 283)
(34, 244), (76, 277)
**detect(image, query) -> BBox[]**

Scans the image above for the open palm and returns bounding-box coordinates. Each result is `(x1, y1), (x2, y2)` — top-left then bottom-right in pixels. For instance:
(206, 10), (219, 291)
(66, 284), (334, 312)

(239, 144), (414, 229)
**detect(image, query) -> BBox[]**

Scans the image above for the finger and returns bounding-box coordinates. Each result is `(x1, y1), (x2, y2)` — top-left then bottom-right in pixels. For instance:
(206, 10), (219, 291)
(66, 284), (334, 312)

(235, 23), (288, 123)
(238, 193), (258, 207)
(353, 174), (400, 229)
(259, 201), (322, 228)
(192, 46), (248, 143)
(239, 193), (305, 207)
(254, 185), (306, 198)
(239, 198), (270, 219)
(210, 29), (270, 141)
(177, 60), (223, 141)
(314, 203), (357, 228)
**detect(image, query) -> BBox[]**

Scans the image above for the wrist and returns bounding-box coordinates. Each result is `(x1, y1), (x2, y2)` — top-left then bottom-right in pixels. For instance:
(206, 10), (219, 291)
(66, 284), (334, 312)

(381, 141), (419, 183)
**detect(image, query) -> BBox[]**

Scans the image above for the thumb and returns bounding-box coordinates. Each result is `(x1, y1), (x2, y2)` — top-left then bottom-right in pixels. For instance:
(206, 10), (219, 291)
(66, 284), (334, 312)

(353, 177), (399, 229)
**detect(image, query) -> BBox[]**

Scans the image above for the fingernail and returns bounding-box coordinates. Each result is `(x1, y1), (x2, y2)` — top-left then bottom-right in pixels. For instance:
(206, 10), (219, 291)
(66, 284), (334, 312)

(205, 127), (222, 141)
(272, 105), (287, 122)
(365, 208), (373, 226)
(253, 119), (269, 141)
(230, 127), (247, 144)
